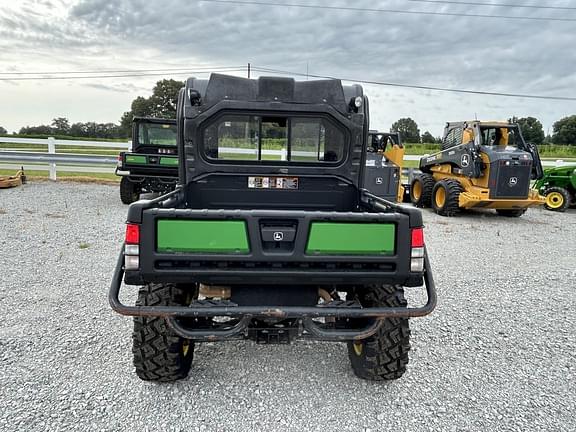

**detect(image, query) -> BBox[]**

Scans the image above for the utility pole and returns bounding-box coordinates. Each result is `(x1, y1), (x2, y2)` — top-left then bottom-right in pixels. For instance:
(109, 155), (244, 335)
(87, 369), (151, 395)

(248, 63), (251, 79)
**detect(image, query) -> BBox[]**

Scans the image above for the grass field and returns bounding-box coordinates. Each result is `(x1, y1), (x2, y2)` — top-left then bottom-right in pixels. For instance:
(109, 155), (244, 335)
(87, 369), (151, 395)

(0, 169), (119, 182)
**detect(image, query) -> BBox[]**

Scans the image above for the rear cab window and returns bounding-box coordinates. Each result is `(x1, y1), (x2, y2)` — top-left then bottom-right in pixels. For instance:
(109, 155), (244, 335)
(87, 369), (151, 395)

(203, 115), (346, 163)
(137, 122), (177, 147)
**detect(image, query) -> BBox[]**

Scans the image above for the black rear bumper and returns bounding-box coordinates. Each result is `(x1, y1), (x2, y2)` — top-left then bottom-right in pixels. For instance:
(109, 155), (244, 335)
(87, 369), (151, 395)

(125, 206), (423, 286)
(109, 247), (437, 341)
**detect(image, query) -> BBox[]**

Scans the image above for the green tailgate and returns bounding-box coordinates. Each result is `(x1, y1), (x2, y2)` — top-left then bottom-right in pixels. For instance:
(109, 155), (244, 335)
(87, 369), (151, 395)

(125, 154), (147, 164)
(159, 156), (179, 166)
(157, 220), (249, 254)
(306, 222), (395, 255)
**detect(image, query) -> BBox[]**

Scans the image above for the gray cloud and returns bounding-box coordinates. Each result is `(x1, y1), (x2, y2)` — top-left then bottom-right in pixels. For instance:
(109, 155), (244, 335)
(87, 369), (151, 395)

(0, 0), (575, 132)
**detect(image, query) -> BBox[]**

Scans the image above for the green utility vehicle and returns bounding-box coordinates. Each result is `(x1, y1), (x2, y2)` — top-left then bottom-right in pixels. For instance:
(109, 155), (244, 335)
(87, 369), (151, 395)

(116, 117), (178, 204)
(110, 74), (436, 382)
(534, 164), (576, 211)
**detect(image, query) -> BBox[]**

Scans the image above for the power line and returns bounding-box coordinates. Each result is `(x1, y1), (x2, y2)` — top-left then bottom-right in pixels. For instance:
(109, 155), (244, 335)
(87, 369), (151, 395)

(3, 63), (574, 102)
(401, 0), (576, 11)
(252, 66), (576, 101)
(0, 65), (245, 76)
(0, 68), (246, 81)
(198, 0), (576, 22)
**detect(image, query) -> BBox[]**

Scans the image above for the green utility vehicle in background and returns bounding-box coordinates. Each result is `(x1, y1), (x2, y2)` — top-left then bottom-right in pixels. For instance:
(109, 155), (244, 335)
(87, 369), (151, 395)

(110, 74), (436, 383)
(116, 117), (178, 204)
(534, 164), (576, 212)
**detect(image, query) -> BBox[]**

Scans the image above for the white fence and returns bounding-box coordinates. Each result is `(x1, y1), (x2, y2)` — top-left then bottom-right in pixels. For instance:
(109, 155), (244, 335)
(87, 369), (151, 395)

(0, 137), (130, 180)
(0, 136), (572, 180)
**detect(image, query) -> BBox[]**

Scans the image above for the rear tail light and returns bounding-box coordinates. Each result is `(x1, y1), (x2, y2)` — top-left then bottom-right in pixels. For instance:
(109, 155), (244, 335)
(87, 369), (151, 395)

(117, 154), (123, 167)
(125, 224), (140, 244)
(410, 227), (425, 272)
(124, 223), (140, 270)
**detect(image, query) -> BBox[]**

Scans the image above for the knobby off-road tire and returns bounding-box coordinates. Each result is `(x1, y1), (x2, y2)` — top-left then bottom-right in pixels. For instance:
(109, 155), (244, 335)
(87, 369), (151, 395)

(347, 285), (411, 381)
(410, 174), (435, 208)
(496, 208), (527, 217)
(543, 186), (570, 212)
(432, 179), (463, 216)
(132, 283), (197, 382)
(120, 177), (140, 205)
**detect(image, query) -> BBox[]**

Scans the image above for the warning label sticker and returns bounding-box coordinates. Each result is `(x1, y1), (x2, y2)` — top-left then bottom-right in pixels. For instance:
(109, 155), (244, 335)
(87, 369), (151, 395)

(248, 177), (299, 189)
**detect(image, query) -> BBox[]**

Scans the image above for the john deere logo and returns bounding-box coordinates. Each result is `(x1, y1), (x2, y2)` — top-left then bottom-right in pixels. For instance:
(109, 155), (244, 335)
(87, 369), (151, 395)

(273, 232), (284, 241)
(461, 154), (470, 167)
(509, 177), (518, 186)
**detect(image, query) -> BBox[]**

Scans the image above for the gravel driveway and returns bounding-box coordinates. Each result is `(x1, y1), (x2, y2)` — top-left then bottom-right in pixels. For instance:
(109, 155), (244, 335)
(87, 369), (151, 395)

(1, 182), (575, 432)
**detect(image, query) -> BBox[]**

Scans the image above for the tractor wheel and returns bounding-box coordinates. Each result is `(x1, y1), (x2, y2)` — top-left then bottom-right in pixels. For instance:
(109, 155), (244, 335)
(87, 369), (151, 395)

(496, 209), (527, 217)
(347, 285), (410, 381)
(410, 174), (435, 208)
(120, 177), (140, 205)
(132, 283), (197, 382)
(543, 187), (570, 212)
(431, 179), (462, 216)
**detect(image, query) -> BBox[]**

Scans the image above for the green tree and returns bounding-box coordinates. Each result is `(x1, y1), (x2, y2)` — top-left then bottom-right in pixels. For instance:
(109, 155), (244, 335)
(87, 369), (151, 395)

(69, 122), (87, 137)
(510, 116), (545, 145)
(421, 131), (435, 143)
(390, 118), (420, 143)
(149, 79), (183, 116)
(0, 126), (6, 134)
(120, 79), (184, 136)
(19, 124), (53, 135)
(551, 115), (576, 145)
(51, 117), (70, 135)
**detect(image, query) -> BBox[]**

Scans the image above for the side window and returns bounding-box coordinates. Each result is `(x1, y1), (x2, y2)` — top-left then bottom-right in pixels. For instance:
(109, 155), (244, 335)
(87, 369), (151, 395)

(443, 127), (463, 148)
(443, 129), (455, 147)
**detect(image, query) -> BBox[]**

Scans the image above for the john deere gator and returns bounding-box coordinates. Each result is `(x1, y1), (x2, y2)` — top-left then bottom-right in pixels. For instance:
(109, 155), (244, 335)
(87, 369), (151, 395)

(116, 117), (178, 204)
(110, 74), (436, 382)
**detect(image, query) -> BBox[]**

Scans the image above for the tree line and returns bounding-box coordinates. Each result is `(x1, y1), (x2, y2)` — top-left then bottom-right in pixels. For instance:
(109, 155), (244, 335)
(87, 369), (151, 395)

(14, 117), (126, 140)
(2, 78), (576, 145)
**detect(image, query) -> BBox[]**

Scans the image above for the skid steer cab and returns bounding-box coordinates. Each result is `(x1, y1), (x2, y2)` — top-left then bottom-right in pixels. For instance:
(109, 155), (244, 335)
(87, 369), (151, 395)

(364, 131), (405, 203)
(116, 117), (179, 204)
(109, 73), (437, 383)
(409, 120), (545, 217)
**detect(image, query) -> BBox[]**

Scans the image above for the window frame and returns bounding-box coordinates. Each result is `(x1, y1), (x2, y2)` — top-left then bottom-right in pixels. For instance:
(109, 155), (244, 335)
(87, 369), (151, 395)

(478, 125), (521, 148)
(199, 111), (349, 166)
(137, 122), (177, 147)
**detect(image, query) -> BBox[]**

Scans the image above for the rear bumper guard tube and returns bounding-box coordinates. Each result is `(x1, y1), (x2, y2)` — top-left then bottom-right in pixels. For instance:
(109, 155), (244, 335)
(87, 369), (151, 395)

(109, 246), (437, 339)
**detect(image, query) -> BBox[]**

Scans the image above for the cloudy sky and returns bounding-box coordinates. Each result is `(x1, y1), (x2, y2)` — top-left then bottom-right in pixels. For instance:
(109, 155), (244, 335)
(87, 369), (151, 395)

(0, 0), (575, 136)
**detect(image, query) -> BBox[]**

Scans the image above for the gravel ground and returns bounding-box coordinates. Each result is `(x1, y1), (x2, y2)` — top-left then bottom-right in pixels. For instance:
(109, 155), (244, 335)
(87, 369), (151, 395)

(0, 181), (575, 432)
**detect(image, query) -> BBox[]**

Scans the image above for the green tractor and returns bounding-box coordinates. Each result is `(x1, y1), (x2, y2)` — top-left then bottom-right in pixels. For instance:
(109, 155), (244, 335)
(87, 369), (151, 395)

(534, 164), (576, 212)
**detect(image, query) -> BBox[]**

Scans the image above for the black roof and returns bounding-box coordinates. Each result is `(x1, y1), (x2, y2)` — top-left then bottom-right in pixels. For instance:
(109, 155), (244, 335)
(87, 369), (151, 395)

(132, 116), (176, 124)
(185, 73), (363, 115)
